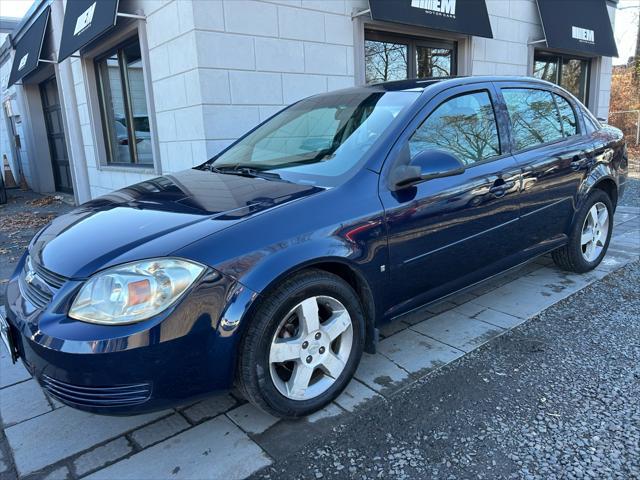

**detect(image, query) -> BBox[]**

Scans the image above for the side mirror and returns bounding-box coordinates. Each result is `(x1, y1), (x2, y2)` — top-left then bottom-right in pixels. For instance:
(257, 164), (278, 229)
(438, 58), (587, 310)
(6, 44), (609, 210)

(390, 149), (465, 190)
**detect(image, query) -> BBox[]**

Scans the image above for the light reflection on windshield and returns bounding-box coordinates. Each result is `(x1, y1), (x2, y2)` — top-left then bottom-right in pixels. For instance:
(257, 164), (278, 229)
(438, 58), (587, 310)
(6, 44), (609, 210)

(210, 91), (420, 186)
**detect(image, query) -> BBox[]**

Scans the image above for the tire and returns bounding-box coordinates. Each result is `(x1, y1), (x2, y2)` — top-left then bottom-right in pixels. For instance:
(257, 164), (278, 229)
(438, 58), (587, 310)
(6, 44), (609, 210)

(237, 269), (365, 418)
(552, 189), (613, 273)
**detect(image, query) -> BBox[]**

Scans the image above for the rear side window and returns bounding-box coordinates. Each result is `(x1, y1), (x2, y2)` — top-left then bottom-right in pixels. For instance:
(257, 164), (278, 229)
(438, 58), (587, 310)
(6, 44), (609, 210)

(409, 91), (501, 166)
(502, 88), (563, 151)
(554, 94), (578, 137)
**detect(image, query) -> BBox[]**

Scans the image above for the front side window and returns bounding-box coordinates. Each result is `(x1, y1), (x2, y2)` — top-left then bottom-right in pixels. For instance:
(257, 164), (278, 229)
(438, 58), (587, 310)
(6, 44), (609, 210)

(96, 37), (152, 166)
(408, 91), (501, 165)
(365, 31), (456, 84)
(211, 91), (420, 186)
(502, 88), (564, 151)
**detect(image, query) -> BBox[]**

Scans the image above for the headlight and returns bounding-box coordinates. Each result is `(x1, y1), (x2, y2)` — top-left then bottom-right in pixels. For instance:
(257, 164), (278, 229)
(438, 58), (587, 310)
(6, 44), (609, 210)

(69, 258), (205, 325)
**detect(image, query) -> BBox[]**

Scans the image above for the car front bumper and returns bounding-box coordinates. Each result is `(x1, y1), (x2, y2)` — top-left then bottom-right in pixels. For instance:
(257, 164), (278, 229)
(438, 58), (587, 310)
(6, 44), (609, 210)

(4, 254), (259, 415)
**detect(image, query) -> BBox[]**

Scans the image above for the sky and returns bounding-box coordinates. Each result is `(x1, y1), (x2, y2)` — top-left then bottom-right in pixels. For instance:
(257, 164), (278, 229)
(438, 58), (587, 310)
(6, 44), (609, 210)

(0, 0), (33, 19)
(615, 0), (639, 64)
(0, 0), (638, 64)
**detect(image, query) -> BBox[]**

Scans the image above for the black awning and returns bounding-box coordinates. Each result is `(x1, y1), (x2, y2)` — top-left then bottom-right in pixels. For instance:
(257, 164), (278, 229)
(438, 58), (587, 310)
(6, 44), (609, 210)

(368, 0), (493, 39)
(8, 7), (51, 87)
(58, 0), (119, 63)
(536, 0), (618, 57)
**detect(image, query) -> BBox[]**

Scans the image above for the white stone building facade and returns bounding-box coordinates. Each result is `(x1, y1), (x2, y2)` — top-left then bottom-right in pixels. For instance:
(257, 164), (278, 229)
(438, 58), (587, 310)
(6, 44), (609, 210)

(0, 0), (620, 205)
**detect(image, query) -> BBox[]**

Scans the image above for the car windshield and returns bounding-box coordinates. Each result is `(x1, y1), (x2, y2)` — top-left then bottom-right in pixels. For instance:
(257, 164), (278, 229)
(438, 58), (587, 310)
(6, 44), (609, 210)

(209, 90), (420, 186)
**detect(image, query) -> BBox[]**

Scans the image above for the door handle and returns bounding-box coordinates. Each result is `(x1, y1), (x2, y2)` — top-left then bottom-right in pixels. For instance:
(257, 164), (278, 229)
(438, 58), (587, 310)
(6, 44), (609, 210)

(489, 180), (508, 198)
(571, 155), (594, 171)
(571, 157), (586, 171)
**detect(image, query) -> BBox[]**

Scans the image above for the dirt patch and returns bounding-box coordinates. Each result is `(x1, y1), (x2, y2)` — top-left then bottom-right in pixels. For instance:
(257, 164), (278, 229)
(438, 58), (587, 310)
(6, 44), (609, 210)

(26, 195), (63, 207)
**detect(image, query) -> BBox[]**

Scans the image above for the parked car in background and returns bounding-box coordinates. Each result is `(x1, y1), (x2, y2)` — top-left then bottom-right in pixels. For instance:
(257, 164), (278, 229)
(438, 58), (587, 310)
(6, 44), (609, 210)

(1, 77), (628, 418)
(114, 116), (153, 164)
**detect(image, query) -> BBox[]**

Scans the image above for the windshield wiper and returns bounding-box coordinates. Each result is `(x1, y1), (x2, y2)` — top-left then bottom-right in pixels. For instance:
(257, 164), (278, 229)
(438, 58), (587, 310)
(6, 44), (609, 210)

(206, 164), (284, 181)
(203, 146), (337, 177)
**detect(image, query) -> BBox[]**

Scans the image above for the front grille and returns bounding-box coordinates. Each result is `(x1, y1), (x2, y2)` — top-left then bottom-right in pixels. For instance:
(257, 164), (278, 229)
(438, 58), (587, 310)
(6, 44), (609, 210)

(18, 275), (52, 309)
(32, 261), (66, 289)
(41, 375), (152, 408)
(18, 256), (68, 310)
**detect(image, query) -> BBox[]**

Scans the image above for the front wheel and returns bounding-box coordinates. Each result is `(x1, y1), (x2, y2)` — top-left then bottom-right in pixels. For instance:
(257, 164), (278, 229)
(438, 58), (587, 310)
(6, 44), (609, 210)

(237, 269), (365, 418)
(552, 189), (613, 273)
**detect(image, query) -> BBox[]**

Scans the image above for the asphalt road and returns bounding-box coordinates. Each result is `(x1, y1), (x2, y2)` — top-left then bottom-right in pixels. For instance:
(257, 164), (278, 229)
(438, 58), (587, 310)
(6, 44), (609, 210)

(253, 261), (640, 480)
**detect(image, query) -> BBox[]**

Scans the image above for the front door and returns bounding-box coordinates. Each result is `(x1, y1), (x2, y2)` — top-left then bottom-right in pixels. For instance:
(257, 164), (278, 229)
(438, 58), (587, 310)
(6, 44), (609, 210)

(380, 84), (522, 318)
(40, 77), (73, 193)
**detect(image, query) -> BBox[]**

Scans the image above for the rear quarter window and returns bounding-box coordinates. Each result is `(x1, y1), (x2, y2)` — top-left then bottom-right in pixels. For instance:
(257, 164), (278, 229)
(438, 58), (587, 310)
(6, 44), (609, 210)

(582, 108), (601, 134)
(553, 94), (578, 137)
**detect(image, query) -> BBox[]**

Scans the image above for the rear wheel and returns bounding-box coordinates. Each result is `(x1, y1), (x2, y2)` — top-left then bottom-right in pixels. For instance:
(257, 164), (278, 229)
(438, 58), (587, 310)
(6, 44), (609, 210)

(237, 269), (365, 418)
(552, 189), (613, 273)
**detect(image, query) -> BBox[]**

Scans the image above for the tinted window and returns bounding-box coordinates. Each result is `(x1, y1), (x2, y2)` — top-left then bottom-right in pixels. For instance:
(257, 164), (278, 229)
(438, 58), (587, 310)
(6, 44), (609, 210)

(582, 108), (601, 134)
(554, 94), (578, 137)
(409, 91), (500, 165)
(502, 89), (563, 151)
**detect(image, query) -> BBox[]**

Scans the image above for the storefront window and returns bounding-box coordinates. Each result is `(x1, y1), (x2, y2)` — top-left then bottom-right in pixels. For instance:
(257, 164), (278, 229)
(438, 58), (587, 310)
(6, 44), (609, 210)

(533, 52), (590, 104)
(416, 47), (452, 78)
(365, 31), (456, 84)
(365, 39), (409, 83)
(96, 36), (152, 166)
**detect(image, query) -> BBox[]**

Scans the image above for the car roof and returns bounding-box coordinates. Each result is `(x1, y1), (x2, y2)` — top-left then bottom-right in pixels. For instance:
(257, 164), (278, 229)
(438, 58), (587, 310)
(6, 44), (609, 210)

(336, 75), (560, 94)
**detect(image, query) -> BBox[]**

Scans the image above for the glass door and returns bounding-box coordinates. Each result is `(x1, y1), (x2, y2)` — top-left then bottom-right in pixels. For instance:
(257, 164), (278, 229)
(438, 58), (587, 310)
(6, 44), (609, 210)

(39, 77), (73, 193)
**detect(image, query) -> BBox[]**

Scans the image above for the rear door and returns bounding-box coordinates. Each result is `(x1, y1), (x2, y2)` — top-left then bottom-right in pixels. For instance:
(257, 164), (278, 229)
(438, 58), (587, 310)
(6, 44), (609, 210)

(497, 83), (591, 248)
(379, 83), (522, 317)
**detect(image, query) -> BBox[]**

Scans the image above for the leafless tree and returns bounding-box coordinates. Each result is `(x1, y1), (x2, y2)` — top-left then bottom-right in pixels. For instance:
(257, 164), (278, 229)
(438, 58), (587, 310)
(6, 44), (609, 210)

(365, 41), (408, 83)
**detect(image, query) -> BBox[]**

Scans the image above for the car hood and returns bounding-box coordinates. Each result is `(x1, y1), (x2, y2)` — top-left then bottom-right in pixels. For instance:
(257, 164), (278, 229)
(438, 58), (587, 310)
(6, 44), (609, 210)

(30, 168), (323, 279)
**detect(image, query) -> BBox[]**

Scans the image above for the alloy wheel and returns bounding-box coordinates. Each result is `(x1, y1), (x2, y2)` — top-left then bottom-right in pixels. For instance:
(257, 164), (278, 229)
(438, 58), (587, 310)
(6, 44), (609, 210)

(580, 202), (609, 262)
(269, 295), (353, 401)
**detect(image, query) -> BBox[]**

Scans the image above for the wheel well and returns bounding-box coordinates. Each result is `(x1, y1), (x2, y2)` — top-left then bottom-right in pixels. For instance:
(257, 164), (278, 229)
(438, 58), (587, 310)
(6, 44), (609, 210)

(593, 178), (618, 210)
(245, 261), (378, 353)
(307, 261), (377, 353)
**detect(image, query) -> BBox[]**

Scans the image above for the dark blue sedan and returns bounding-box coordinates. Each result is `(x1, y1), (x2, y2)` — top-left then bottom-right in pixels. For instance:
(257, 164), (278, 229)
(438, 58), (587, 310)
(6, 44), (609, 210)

(1, 77), (628, 417)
